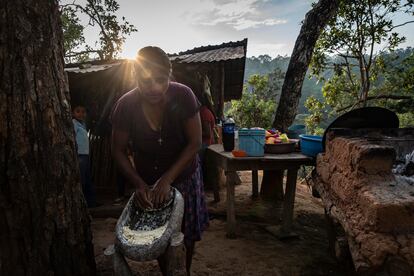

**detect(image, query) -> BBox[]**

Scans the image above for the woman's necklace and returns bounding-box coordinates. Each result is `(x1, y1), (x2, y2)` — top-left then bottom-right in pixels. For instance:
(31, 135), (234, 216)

(158, 125), (163, 146)
(142, 103), (164, 146)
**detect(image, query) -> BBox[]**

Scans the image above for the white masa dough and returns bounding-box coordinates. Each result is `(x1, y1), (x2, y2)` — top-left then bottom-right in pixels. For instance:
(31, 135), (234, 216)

(123, 224), (168, 245)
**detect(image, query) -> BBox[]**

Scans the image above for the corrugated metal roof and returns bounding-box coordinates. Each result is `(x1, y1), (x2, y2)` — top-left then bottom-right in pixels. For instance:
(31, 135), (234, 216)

(64, 63), (120, 73)
(64, 39), (247, 69)
(169, 39), (247, 63)
(170, 46), (245, 63)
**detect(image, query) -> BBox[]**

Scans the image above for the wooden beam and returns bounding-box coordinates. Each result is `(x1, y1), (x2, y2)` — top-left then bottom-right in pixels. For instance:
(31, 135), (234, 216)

(280, 168), (299, 234)
(225, 171), (237, 238)
(252, 170), (259, 198)
(219, 62), (225, 119)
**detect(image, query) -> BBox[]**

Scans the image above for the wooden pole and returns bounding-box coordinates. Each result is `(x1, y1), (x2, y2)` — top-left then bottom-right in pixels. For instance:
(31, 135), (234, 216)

(280, 168), (299, 234)
(225, 171), (237, 238)
(252, 170), (259, 198)
(219, 62), (225, 119)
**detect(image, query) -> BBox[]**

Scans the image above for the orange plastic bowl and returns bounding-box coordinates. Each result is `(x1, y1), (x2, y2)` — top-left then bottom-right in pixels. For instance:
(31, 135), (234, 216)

(231, 149), (248, 157)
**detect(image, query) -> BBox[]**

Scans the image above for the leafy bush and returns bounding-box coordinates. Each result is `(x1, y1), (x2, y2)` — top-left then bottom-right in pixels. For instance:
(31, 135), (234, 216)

(226, 74), (276, 128)
(226, 92), (275, 129)
(398, 113), (414, 128)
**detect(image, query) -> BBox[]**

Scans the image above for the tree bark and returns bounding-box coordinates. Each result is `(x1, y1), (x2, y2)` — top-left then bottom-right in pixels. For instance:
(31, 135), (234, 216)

(272, 0), (340, 131)
(262, 0), (340, 200)
(260, 170), (284, 201)
(0, 1), (96, 275)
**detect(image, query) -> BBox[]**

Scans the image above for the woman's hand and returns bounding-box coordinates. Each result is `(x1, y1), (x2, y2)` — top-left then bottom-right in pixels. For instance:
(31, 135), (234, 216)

(134, 185), (153, 209)
(152, 176), (173, 208)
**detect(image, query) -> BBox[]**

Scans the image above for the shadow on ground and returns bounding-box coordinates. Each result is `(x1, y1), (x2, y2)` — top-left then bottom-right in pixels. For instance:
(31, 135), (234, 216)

(91, 171), (354, 275)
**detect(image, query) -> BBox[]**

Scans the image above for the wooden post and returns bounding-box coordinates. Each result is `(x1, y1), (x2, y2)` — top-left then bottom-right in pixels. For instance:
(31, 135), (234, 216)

(233, 171), (242, 186)
(219, 63), (225, 119)
(225, 171), (237, 238)
(204, 149), (222, 202)
(213, 177), (221, 203)
(280, 168), (298, 234)
(252, 170), (259, 198)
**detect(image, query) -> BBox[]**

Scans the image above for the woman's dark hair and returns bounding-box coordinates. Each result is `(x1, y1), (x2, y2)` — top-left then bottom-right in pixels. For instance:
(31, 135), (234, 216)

(71, 103), (86, 112)
(203, 93), (216, 118)
(136, 46), (172, 75)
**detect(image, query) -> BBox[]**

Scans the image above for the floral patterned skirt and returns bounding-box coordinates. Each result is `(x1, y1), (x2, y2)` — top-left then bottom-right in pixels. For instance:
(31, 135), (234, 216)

(172, 160), (209, 246)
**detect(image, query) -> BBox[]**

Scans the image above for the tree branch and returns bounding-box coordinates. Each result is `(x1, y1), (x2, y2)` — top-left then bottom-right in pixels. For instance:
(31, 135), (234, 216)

(387, 20), (414, 31)
(367, 0), (375, 71)
(88, 1), (114, 58)
(61, 1), (113, 59)
(336, 95), (413, 113)
(65, 49), (102, 58)
(338, 53), (359, 59)
(343, 55), (356, 88)
(61, 3), (95, 20)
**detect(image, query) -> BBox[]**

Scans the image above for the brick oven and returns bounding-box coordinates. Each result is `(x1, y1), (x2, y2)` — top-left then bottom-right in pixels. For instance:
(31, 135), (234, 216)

(313, 128), (414, 274)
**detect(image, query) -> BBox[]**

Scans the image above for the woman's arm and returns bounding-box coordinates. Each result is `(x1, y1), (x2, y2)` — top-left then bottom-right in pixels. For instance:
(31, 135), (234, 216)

(111, 129), (153, 208)
(152, 112), (202, 206)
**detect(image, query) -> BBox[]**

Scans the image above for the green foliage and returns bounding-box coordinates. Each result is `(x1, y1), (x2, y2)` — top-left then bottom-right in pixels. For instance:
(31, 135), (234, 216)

(226, 75), (276, 128)
(398, 112), (414, 127)
(245, 69), (285, 101)
(304, 96), (325, 135)
(305, 0), (414, 133)
(62, 8), (84, 56)
(322, 72), (360, 108)
(244, 55), (290, 78)
(246, 74), (269, 97)
(244, 56), (323, 114)
(375, 49), (414, 125)
(310, 0), (414, 103)
(305, 48), (414, 133)
(60, 0), (137, 63)
(374, 49), (414, 99)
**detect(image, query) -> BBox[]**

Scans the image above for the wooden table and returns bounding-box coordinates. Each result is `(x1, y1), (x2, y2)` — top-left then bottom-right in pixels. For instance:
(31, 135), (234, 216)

(207, 144), (314, 238)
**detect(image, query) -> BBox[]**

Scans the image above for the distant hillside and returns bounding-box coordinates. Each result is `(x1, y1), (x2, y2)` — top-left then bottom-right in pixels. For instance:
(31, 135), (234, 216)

(244, 54), (323, 114)
(243, 47), (414, 115)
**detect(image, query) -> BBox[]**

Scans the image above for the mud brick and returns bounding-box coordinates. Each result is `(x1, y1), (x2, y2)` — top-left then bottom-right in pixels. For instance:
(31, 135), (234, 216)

(358, 181), (414, 233)
(353, 144), (396, 175)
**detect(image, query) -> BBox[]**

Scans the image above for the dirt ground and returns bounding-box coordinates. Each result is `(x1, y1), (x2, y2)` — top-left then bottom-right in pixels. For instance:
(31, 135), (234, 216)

(92, 171), (353, 276)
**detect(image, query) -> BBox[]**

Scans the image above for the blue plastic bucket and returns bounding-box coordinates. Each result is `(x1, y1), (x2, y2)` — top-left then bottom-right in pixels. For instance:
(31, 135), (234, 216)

(287, 124), (306, 139)
(238, 128), (265, 157)
(300, 135), (323, 157)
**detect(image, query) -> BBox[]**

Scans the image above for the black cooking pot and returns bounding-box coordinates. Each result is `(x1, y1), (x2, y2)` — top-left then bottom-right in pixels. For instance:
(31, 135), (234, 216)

(322, 107), (399, 150)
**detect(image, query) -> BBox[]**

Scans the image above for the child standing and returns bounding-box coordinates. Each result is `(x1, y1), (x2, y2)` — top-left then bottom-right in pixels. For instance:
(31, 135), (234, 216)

(73, 105), (97, 208)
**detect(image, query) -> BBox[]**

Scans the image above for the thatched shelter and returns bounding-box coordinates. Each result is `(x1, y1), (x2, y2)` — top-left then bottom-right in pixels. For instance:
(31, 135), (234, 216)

(65, 39), (248, 193)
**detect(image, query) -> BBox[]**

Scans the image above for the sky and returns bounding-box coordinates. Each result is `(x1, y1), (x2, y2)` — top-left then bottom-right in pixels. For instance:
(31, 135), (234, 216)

(75, 0), (414, 58)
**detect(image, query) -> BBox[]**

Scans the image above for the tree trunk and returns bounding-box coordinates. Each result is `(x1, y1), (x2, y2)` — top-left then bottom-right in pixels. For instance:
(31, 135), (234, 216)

(260, 170), (284, 201)
(262, 0), (340, 200)
(272, 0), (340, 131)
(0, 1), (96, 275)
